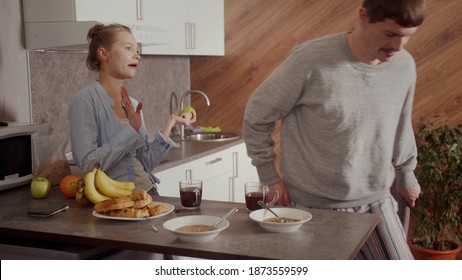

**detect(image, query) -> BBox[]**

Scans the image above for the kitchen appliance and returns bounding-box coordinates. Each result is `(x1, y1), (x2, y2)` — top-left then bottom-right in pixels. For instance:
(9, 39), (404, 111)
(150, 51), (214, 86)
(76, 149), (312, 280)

(0, 122), (49, 191)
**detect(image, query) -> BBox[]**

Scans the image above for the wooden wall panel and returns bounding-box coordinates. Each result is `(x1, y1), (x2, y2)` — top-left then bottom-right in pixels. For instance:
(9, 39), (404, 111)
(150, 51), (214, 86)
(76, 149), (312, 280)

(191, 0), (462, 140)
(408, 0), (462, 126)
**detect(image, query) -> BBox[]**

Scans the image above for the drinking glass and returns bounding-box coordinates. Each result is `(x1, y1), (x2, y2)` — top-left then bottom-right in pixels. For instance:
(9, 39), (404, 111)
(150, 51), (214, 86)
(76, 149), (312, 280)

(244, 182), (279, 211)
(179, 179), (203, 210)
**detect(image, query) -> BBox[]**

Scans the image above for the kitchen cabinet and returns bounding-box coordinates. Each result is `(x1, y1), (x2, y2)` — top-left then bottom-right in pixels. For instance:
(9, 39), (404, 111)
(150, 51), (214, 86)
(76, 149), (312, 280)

(187, 150), (231, 201)
(156, 149), (231, 201)
(140, 0), (224, 55)
(155, 142), (258, 202)
(23, 0), (137, 23)
(228, 142), (259, 203)
(154, 164), (184, 198)
(74, 0), (140, 23)
(23, 0), (224, 56)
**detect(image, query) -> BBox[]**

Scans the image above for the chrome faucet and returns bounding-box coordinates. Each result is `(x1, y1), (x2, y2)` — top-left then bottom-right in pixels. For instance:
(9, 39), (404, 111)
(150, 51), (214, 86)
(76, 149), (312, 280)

(169, 92), (179, 137)
(179, 90), (211, 140)
(170, 92), (178, 115)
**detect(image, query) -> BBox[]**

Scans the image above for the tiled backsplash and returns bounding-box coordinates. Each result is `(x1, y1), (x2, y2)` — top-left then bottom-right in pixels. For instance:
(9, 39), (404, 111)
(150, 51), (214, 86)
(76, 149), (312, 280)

(29, 51), (190, 153)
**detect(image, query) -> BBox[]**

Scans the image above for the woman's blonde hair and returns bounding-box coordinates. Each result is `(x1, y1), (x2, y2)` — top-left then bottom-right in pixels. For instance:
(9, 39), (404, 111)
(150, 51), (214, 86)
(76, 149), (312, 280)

(86, 23), (132, 71)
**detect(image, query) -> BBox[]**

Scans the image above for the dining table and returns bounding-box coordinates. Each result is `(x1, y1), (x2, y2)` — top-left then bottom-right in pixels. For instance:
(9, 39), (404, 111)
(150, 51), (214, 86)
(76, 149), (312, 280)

(0, 184), (379, 260)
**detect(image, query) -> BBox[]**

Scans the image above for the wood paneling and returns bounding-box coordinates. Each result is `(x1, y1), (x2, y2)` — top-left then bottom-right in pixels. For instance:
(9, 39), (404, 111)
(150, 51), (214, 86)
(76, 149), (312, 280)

(191, 0), (462, 139)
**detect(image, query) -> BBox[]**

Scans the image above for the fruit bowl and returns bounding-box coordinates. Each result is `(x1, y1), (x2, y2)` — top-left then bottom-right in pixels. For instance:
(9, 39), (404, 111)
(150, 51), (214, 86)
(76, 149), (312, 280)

(249, 207), (312, 233)
(163, 215), (230, 242)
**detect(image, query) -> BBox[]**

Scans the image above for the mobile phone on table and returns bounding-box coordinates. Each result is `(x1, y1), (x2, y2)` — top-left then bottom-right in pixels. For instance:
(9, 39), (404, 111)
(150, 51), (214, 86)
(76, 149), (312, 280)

(27, 203), (69, 217)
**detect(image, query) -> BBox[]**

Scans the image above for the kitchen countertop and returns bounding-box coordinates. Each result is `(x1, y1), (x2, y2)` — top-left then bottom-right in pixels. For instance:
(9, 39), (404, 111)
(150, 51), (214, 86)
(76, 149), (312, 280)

(154, 138), (244, 172)
(0, 185), (379, 259)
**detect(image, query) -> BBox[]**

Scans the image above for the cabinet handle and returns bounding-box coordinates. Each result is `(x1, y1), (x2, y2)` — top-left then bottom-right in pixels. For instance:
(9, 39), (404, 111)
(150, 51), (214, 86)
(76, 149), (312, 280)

(206, 157), (222, 165)
(191, 23), (196, 49)
(185, 23), (190, 49)
(232, 152), (238, 177)
(229, 177), (234, 202)
(136, 0), (143, 20)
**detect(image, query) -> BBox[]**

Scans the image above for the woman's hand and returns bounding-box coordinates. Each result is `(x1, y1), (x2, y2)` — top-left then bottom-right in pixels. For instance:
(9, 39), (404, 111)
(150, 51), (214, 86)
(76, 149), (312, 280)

(179, 110), (197, 127)
(120, 87), (142, 131)
(161, 112), (197, 137)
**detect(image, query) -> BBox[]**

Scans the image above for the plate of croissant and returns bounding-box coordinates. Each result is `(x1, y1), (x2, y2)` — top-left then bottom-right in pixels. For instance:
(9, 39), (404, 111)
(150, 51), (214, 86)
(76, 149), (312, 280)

(92, 190), (174, 221)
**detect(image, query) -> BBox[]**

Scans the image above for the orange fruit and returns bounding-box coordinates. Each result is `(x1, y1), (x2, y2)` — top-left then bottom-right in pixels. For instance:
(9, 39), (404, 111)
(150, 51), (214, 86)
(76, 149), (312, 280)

(59, 175), (81, 198)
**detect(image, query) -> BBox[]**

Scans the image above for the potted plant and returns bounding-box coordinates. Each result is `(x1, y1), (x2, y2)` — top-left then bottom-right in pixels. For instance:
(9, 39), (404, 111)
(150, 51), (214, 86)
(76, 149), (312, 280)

(409, 118), (462, 260)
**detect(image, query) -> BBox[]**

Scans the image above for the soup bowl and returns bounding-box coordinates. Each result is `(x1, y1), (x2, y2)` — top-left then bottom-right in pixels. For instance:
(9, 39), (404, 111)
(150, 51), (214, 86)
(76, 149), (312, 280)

(163, 215), (230, 242)
(249, 207), (312, 233)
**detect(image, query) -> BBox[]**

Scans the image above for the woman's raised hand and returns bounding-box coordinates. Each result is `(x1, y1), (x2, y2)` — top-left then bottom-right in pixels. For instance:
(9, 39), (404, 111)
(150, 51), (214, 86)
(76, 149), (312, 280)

(120, 87), (142, 131)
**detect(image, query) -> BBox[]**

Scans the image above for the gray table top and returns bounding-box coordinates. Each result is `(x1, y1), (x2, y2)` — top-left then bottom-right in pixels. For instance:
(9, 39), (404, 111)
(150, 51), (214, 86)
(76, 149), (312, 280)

(0, 185), (378, 259)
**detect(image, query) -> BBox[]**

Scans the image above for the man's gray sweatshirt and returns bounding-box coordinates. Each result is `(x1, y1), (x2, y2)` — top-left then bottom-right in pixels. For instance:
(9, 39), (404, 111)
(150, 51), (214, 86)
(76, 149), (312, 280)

(243, 32), (418, 208)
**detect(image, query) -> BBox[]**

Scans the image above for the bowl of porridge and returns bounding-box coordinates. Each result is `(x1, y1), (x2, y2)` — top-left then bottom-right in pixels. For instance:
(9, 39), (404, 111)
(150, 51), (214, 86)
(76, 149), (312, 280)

(163, 215), (230, 242)
(249, 207), (312, 233)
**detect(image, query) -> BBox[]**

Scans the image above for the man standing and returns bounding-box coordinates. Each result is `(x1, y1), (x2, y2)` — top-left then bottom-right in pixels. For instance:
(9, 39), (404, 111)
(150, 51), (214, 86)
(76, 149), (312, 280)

(243, 0), (426, 259)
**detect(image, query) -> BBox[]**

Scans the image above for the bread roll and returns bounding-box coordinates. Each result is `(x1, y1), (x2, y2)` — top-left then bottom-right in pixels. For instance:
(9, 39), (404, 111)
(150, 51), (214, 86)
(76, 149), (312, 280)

(94, 190), (170, 218)
(133, 195), (153, 209)
(108, 207), (149, 218)
(130, 190), (149, 201)
(94, 196), (134, 212)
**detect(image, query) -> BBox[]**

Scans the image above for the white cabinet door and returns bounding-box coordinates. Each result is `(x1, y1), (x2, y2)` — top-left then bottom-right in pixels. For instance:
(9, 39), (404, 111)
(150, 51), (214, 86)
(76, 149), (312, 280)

(155, 163), (190, 198)
(75, 0), (138, 23)
(140, 0), (224, 55)
(155, 143), (259, 202)
(155, 148), (231, 201)
(23, 0), (74, 22)
(139, 0), (188, 55)
(23, 0), (224, 56)
(154, 168), (177, 197)
(23, 0), (137, 23)
(187, 149), (231, 201)
(201, 173), (232, 202)
(78, 0), (175, 47)
(229, 143), (259, 203)
(188, 0), (224, 55)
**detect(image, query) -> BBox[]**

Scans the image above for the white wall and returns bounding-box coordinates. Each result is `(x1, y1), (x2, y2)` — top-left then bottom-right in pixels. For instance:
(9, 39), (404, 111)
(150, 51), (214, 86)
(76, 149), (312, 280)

(0, 0), (31, 122)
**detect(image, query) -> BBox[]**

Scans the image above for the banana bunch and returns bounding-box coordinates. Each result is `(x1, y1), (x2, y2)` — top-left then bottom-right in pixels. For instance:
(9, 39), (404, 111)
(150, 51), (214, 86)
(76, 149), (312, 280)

(74, 179), (90, 205)
(80, 163), (136, 204)
(95, 168), (135, 197)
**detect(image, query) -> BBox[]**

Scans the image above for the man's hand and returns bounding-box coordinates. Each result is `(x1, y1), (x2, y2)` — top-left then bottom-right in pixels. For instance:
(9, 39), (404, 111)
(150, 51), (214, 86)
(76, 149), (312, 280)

(268, 181), (291, 206)
(397, 183), (421, 207)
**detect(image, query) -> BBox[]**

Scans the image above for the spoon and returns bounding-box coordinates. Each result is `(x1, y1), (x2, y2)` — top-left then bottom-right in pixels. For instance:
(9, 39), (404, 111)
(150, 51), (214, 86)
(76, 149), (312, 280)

(257, 201), (291, 223)
(212, 207), (238, 228)
(146, 217), (159, 233)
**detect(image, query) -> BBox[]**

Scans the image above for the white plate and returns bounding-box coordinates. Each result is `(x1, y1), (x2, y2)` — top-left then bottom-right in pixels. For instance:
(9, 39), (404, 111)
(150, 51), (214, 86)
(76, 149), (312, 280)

(92, 202), (175, 221)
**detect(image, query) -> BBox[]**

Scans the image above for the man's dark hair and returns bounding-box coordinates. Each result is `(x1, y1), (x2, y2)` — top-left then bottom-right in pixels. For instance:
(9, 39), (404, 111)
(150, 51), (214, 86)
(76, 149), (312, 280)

(362, 0), (426, 27)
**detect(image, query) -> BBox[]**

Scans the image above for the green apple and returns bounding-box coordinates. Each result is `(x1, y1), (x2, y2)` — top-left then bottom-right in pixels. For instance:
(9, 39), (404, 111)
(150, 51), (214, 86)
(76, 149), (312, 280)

(177, 106), (195, 119)
(30, 177), (51, 199)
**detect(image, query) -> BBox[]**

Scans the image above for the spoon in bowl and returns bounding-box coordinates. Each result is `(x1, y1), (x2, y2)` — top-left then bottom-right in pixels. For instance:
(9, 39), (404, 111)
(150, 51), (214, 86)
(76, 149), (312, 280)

(212, 207), (238, 228)
(257, 201), (291, 223)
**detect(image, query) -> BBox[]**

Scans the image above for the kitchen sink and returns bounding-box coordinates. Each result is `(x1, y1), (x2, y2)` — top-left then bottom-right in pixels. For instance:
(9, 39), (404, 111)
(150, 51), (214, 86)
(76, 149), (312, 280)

(184, 133), (240, 142)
